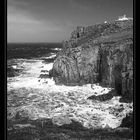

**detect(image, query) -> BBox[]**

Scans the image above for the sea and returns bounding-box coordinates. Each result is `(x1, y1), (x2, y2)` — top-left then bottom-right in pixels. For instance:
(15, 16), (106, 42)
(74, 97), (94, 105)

(7, 43), (133, 134)
(7, 43), (62, 87)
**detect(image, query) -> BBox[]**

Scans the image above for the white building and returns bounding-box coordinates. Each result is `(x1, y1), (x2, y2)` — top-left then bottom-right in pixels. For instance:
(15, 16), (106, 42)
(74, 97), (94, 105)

(116, 15), (133, 21)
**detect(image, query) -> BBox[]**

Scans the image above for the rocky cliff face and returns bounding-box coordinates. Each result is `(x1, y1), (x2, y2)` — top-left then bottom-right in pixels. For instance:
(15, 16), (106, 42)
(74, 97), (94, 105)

(50, 19), (133, 101)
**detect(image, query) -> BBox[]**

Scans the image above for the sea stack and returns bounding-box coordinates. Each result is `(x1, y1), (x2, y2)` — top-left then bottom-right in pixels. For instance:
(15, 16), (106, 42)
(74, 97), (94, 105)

(49, 18), (133, 101)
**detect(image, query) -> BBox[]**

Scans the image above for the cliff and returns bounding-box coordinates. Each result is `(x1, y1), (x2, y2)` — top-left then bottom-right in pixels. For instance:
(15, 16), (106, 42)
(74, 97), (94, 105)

(50, 19), (133, 102)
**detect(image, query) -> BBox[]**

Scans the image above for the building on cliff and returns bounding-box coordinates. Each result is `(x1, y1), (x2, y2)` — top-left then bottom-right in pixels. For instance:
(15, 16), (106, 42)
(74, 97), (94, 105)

(49, 18), (133, 102)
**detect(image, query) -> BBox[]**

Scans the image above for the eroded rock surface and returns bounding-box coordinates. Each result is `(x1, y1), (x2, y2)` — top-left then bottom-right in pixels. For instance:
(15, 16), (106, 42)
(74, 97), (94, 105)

(50, 19), (133, 101)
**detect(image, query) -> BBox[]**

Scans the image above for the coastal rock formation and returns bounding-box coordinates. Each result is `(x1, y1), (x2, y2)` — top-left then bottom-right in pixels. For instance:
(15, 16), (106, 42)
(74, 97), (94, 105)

(120, 112), (133, 128)
(50, 19), (133, 101)
(87, 89), (116, 102)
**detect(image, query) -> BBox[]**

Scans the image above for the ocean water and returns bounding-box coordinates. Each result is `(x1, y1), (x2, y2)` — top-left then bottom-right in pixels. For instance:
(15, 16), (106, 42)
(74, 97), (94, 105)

(7, 43), (133, 131)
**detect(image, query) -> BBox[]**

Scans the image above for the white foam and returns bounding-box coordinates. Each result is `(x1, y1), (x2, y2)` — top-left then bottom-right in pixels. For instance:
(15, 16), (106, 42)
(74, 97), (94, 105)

(41, 54), (56, 60)
(53, 48), (61, 51)
(7, 58), (133, 129)
(12, 65), (17, 69)
(8, 59), (55, 88)
(42, 63), (53, 71)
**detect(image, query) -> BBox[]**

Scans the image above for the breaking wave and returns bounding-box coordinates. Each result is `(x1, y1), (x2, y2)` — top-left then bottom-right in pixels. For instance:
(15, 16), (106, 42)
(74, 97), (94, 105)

(7, 54), (133, 129)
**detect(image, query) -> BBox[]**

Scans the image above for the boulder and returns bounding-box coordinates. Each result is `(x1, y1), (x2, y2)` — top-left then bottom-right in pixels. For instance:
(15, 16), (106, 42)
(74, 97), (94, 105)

(87, 89), (116, 102)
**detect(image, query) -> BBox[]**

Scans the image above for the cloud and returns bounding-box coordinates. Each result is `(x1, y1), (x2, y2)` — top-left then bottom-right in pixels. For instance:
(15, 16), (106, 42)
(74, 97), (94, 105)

(7, 3), (65, 42)
(8, 12), (62, 31)
(7, 0), (133, 42)
(8, 0), (74, 28)
(69, 0), (91, 11)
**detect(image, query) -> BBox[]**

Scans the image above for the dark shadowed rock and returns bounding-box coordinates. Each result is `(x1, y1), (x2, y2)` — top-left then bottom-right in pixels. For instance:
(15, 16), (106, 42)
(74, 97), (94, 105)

(87, 89), (116, 102)
(8, 118), (133, 140)
(50, 19), (133, 100)
(7, 67), (23, 77)
(39, 74), (51, 79)
(120, 112), (133, 128)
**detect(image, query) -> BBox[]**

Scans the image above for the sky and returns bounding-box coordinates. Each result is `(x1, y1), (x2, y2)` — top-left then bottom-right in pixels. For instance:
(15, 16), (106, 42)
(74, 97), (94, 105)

(7, 0), (133, 43)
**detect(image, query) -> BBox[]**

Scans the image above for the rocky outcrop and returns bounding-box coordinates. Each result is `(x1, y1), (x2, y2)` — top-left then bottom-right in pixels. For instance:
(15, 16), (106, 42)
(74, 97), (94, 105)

(50, 19), (133, 101)
(87, 89), (116, 102)
(120, 112), (133, 128)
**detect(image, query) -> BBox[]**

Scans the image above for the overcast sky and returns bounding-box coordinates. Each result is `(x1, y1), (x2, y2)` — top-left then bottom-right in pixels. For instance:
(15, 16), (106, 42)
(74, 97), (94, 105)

(8, 0), (133, 43)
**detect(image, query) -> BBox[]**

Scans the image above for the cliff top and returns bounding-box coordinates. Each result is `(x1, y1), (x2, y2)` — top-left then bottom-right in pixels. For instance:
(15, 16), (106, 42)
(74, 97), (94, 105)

(62, 17), (133, 49)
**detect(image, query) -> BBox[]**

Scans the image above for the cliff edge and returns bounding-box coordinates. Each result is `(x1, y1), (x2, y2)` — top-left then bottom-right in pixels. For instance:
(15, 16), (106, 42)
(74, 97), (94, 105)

(50, 19), (133, 102)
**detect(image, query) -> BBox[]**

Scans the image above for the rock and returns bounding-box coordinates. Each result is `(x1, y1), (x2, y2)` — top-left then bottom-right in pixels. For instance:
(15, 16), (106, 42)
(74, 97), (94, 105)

(120, 112), (133, 128)
(38, 74), (51, 79)
(119, 92), (133, 103)
(87, 89), (116, 102)
(50, 19), (133, 98)
(41, 70), (49, 73)
(7, 67), (22, 77)
(52, 115), (72, 126)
